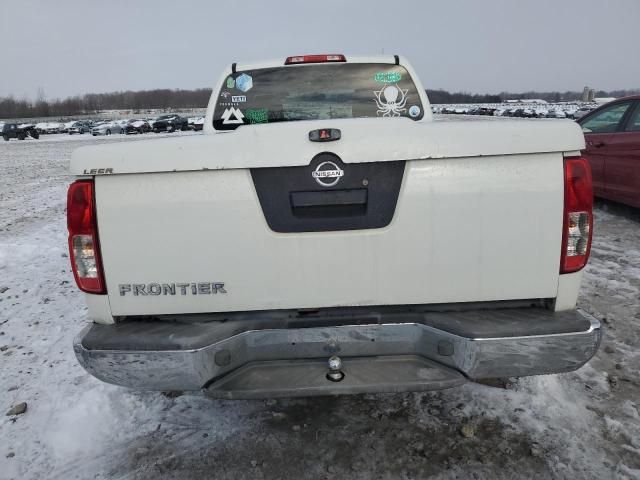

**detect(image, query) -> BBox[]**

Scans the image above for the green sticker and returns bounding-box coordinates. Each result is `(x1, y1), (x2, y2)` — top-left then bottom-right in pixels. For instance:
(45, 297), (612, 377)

(374, 72), (402, 83)
(226, 77), (235, 89)
(245, 108), (268, 124)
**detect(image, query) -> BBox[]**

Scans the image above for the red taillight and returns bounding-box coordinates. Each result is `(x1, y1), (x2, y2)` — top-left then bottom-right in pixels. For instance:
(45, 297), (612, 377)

(67, 180), (106, 294)
(560, 157), (593, 274)
(285, 54), (346, 65)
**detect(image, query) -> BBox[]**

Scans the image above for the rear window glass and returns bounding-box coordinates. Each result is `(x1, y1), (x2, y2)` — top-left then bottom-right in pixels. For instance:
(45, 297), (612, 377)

(213, 63), (424, 130)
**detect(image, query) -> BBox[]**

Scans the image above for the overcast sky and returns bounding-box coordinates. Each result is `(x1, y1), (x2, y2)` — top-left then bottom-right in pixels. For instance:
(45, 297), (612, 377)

(1, 0), (638, 99)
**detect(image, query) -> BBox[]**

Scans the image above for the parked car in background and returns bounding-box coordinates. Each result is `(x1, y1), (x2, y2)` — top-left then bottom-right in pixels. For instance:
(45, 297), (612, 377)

(68, 121), (92, 134)
(511, 108), (531, 118)
(579, 96), (640, 208)
(152, 114), (188, 132)
(545, 109), (564, 119)
(574, 106), (596, 120)
(125, 119), (151, 134)
(188, 116), (205, 131)
(478, 107), (496, 116)
(436, 103), (592, 120)
(37, 122), (64, 134)
(2, 122), (40, 140)
(564, 109), (578, 119)
(91, 121), (124, 136)
(192, 116), (204, 131)
(114, 119), (130, 131)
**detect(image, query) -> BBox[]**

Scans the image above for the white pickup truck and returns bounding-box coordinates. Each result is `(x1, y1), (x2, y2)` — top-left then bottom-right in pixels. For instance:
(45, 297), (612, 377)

(69, 54), (600, 398)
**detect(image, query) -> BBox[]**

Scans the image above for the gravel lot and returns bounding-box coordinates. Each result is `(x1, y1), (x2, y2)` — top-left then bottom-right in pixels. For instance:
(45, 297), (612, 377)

(0, 133), (638, 480)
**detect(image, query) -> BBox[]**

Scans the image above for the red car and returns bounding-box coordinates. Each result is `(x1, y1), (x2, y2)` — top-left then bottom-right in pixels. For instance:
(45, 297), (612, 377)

(578, 95), (640, 208)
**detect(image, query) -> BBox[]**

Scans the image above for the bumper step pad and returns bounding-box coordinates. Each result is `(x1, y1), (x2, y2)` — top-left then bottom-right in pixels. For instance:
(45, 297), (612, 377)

(205, 355), (466, 399)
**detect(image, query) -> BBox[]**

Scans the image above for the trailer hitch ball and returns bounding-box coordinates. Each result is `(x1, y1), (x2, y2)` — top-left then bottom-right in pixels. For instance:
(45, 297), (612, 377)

(326, 355), (344, 382)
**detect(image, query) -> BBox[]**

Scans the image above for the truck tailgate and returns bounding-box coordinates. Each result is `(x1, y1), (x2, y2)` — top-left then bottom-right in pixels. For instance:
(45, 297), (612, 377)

(94, 150), (565, 316)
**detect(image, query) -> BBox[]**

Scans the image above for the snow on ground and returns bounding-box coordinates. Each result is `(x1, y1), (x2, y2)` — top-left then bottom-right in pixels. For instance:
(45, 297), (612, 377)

(0, 135), (639, 480)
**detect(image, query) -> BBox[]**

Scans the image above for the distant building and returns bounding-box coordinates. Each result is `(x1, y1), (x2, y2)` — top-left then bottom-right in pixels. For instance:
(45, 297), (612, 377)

(582, 87), (597, 102)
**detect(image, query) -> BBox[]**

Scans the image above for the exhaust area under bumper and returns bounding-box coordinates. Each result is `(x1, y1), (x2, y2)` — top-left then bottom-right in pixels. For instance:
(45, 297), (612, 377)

(73, 306), (601, 398)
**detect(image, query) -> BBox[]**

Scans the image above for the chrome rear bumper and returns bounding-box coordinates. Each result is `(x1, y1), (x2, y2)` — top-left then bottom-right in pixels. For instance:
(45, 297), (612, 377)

(73, 306), (601, 397)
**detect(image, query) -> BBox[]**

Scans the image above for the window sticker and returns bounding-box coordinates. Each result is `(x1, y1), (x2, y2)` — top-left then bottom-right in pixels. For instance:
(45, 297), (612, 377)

(221, 107), (244, 124)
(409, 105), (421, 118)
(226, 77), (235, 89)
(231, 95), (247, 103)
(373, 84), (408, 117)
(220, 91), (231, 98)
(374, 71), (402, 83)
(235, 73), (253, 92)
(245, 108), (268, 124)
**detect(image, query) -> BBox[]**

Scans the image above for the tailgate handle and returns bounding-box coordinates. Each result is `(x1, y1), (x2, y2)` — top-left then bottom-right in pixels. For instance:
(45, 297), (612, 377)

(290, 189), (367, 217)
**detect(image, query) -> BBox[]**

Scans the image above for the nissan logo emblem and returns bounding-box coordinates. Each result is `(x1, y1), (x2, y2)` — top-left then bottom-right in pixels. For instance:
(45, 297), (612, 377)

(312, 161), (344, 187)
